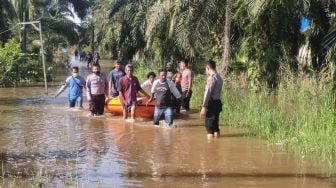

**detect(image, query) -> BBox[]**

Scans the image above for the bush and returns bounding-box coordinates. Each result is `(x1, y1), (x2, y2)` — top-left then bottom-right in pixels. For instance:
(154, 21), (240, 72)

(0, 39), (47, 87)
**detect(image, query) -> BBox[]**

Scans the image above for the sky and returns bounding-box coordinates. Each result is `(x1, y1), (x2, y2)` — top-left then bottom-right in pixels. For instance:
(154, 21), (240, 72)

(66, 7), (81, 25)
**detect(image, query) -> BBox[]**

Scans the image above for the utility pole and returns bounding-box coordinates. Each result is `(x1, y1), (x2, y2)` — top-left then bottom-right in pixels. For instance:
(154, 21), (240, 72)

(18, 21), (48, 95)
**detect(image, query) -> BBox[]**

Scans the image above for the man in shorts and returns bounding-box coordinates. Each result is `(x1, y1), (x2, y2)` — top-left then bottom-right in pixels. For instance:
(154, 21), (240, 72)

(118, 64), (150, 122)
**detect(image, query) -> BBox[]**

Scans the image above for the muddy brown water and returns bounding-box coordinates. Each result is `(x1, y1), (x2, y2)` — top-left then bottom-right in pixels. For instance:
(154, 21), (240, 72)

(0, 57), (335, 187)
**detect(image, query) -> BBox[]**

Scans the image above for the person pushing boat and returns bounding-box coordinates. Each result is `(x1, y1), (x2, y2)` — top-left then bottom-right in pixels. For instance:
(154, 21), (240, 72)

(118, 64), (150, 122)
(148, 69), (181, 127)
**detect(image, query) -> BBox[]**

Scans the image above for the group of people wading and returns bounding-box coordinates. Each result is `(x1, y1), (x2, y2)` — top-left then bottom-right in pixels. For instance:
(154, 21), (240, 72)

(74, 49), (101, 69)
(55, 58), (223, 139)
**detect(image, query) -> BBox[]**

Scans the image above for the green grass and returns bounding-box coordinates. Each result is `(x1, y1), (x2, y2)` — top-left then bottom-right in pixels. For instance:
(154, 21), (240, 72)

(131, 61), (336, 166)
(199, 78), (336, 166)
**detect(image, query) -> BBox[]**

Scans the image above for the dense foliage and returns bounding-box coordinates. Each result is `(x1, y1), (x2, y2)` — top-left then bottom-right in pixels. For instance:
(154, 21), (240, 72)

(2, 0), (336, 88)
(76, 0), (336, 90)
(0, 39), (45, 87)
(0, 0), (92, 86)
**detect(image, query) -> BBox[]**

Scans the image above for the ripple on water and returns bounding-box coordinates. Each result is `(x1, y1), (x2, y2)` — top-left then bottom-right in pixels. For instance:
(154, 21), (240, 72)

(0, 60), (335, 187)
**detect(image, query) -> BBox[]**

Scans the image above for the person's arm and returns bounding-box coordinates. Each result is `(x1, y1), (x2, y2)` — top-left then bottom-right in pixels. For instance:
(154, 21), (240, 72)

(147, 80), (159, 104)
(108, 80), (113, 97)
(147, 93), (155, 103)
(118, 91), (126, 104)
(118, 79), (126, 104)
(141, 80), (147, 89)
(82, 78), (86, 90)
(136, 78), (150, 98)
(147, 81), (158, 104)
(55, 79), (69, 98)
(104, 75), (109, 97)
(187, 69), (193, 95)
(140, 89), (150, 99)
(55, 84), (67, 98)
(169, 81), (181, 99)
(86, 77), (92, 101)
(200, 76), (214, 115)
(172, 73), (177, 82)
(108, 73), (113, 97)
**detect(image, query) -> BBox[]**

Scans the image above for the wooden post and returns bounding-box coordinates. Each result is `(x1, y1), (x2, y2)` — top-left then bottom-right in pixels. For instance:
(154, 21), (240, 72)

(19, 21), (48, 94)
(39, 21), (48, 94)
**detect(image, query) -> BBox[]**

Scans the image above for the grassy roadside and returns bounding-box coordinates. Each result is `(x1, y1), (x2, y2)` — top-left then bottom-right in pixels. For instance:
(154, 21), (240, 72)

(132, 61), (336, 166)
(192, 74), (336, 166)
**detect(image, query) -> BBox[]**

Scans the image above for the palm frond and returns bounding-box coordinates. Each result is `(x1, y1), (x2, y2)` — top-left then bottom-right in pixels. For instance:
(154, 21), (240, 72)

(145, 0), (171, 40)
(42, 17), (79, 44)
(174, 0), (224, 56)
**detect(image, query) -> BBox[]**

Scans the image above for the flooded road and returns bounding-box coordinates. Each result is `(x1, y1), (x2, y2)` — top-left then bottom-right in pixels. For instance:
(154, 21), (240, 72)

(0, 57), (335, 187)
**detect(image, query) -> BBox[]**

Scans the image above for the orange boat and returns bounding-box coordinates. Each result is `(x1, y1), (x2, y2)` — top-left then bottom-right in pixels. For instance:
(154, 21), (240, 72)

(105, 97), (155, 119)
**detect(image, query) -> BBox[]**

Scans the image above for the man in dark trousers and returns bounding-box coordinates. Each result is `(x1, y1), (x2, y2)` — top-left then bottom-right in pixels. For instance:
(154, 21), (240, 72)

(179, 59), (193, 111)
(86, 64), (108, 116)
(108, 60), (125, 98)
(200, 60), (223, 139)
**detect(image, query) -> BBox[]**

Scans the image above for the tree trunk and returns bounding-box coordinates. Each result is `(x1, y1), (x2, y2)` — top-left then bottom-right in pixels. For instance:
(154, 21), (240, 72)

(220, 0), (232, 78)
(21, 0), (28, 63)
(90, 10), (95, 53)
(91, 23), (94, 53)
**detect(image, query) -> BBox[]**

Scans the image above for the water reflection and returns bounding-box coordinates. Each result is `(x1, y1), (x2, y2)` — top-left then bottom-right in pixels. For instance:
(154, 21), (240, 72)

(0, 58), (334, 187)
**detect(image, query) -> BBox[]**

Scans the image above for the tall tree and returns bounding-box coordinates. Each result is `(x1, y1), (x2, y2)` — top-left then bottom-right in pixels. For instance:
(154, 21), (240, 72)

(0, 0), (15, 44)
(221, 0), (232, 78)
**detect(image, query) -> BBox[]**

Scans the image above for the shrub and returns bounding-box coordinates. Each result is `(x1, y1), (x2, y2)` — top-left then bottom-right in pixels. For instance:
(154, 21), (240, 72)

(0, 39), (46, 87)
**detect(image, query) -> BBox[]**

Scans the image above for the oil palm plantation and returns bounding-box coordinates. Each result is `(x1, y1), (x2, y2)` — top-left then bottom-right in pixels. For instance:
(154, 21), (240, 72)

(95, 0), (226, 63)
(97, 0), (336, 85)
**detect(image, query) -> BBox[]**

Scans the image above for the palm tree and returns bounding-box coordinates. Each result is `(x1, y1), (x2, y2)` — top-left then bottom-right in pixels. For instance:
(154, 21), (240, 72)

(234, 0), (335, 87)
(221, 0), (232, 78)
(101, 0), (226, 63)
(5, 0), (92, 52)
(0, 0), (15, 44)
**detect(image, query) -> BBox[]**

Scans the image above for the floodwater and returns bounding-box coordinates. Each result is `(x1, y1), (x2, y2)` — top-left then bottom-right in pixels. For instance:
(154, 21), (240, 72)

(0, 57), (335, 187)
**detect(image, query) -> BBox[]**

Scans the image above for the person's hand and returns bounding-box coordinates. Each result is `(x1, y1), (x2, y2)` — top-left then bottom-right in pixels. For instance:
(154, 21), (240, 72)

(200, 107), (207, 117)
(146, 98), (153, 106)
(185, 90), (191, 98)
(54, 93), (60, 98)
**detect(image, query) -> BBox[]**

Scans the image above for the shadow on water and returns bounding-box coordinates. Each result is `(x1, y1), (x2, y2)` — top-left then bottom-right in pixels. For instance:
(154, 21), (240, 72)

(121, 171), (336, 179)
(0, 149), (89, 163)
(221, 133), (253, 137)
(0, 97), (47, 106)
